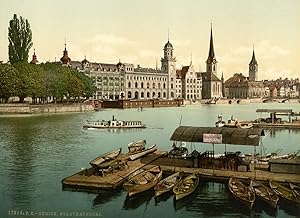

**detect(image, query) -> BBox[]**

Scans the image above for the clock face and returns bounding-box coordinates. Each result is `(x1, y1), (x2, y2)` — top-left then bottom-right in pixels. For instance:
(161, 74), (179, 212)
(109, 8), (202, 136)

(170, 65), (175, 73)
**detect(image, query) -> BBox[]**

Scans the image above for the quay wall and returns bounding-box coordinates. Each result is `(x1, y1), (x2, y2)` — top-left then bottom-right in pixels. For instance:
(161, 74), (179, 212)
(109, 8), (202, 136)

(98, 99), (184, 109)
(0, 103), (94, 114)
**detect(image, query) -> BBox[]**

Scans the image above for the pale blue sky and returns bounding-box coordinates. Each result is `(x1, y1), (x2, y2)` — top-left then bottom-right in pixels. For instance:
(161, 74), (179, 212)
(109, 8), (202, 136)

(1, 0), (299, 79)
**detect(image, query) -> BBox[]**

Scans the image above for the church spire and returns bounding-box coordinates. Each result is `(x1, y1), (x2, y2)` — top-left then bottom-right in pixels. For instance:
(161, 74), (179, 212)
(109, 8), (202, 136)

(249, 47), (257, 65)
(206, 23), (217, 75)
(207, 23), (215, 61)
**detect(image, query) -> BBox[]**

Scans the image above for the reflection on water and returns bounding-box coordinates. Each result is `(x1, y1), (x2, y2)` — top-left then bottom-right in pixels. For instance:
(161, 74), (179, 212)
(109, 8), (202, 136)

(92, 189), (122, 207)
(1, 104), (300, 218)
(123, 189), (154, 210)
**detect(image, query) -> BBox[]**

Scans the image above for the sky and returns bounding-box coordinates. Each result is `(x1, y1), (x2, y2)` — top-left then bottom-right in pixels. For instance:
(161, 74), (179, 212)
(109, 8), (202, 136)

(0, 0), (299, 80)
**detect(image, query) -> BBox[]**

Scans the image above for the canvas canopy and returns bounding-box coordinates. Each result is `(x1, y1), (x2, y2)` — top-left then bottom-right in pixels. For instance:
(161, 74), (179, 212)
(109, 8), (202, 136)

(170, 126), (265, 146)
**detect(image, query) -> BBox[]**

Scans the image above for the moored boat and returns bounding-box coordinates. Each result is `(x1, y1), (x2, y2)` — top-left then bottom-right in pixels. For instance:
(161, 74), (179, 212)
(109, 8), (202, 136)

(89, 148), (122, 168)
(250, 180), (279, 208)
(83, 116), (146, 129)
(228, 177), (255, 209)
(270, 180), (300, 204)
(129, 144), (157, 161)
(173, 173), (199, 200)
(123, 166), (162, 197)
(154, 172), (182, 197)
(128, 139), (146, 154)
(289, 183), (300, 199)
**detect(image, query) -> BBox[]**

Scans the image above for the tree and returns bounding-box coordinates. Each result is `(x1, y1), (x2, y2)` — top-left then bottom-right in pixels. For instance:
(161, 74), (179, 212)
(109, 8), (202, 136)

(0, 64), (20, 102)
(8, 14), (33, 64)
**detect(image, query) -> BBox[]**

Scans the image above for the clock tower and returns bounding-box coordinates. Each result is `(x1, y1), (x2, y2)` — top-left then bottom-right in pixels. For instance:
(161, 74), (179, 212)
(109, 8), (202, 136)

(161, 38), (176, 99)
(249, 49), (258, 81)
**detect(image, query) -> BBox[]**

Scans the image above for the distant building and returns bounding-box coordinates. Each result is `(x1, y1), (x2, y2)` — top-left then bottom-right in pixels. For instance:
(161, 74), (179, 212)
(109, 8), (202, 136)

(176, 63), (202, 100)
(30, 49), (38, 64)
(201, 26), (223, 99)
(249, 49), (258, 81)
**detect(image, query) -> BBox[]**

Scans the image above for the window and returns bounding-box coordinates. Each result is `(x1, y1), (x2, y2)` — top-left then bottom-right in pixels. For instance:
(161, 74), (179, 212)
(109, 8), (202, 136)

(128, 82), (131, 88)
(153, 83), (155, 88)
(163, 83), (166, 89)
(141, 82), (144, 88)
(135, 82), (138, 88)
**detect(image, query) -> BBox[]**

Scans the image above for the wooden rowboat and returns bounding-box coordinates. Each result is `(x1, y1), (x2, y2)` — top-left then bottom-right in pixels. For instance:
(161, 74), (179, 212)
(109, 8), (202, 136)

(123, 166), (162, 197)
(270, 180), (300, 204)
(173, 173), (199, 200)
(154, 172), (182, 197)
(129, 144), (157, 161)
(250, 180), (279, 208)
(89, 148), (122, 168)
(228, 177), (255, 209)
(289, 183), (300, 200)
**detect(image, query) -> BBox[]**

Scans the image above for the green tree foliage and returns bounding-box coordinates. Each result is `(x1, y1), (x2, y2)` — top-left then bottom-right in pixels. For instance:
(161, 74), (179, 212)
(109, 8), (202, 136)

(0, 61), (94, 103)
(8, 14), (33, 64)
(0, 64), (20, 102)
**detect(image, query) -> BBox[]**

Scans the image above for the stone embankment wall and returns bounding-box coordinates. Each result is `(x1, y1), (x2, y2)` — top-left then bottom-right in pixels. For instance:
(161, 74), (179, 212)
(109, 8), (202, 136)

(0, 103), (94, 114)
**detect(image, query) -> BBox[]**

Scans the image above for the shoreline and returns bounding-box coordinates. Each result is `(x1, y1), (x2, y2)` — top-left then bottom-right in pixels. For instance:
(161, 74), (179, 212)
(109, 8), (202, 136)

(0, 98), (299, 115)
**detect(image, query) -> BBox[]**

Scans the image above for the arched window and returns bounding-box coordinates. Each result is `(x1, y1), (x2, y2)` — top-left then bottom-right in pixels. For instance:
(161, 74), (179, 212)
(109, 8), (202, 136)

(141, 92), (144, 98)
(134, 91), (139, 99)
(152, 92), (155, 98)
(187, 79), (189, 83)
(158, 92), (161, 98)
(128, 82), (131, 88)
(141, 82), (144, 88)
(163, 83), (166, 89)
(163, 92), (166, 98)
(135, 82), (138, 88)
(171, 84), (173, 89)
(153, 83), (155, 89)
(147, 82), (150, 88)
(128, 91), (132, 98)
(147, 92), (150, 98)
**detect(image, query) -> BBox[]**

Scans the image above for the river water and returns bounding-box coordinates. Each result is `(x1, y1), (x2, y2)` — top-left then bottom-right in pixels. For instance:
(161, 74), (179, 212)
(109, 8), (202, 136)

(0, 103), (300, 218)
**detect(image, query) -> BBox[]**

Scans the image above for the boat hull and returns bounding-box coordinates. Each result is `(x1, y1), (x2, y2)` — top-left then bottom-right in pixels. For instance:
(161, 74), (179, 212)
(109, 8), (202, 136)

(154, 172), (181, 198)
(250, 180), (278, 208)
(123, 167), (162, 197)
(228, 177), (255, 209)
(89, 148), (121, 168)
(269, 180), (300, 205)
(173, 173), (199, 201)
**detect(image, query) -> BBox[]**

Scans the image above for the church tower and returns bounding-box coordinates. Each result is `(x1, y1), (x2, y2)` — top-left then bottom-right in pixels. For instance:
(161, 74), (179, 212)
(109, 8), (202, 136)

(206, 25), (217, 76)
(161, 34), (176, 99)
(60, 43), (71, 65)
(249, 48), (258, 81)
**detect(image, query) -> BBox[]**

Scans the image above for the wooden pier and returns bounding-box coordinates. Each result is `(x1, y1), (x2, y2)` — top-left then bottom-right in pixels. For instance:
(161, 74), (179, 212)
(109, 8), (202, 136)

(62, 151), (167, 191)
(62, 152), (300, 192)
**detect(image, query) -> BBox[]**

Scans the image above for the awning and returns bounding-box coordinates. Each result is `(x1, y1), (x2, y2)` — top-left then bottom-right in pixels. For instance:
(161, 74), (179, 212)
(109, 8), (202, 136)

(170, 126), (265, 146)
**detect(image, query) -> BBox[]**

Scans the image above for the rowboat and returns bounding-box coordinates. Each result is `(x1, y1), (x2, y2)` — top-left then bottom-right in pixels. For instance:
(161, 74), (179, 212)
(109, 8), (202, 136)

(128, 139), (146, 154)
(228, 177), (255, 209)
(129, 144), (157, 161)
(173, 173), (199, 200)
(250, 180), (279, 208)
(154, 172), (182, 197)
(270, 180), (300, 204)
(289, 183), (300, 199)
(123, 166), (162, 197)
(89, 148), (122, 168)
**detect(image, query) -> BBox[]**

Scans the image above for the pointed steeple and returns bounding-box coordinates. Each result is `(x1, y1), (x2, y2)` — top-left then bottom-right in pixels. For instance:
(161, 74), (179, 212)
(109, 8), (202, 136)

(206, 23), (217, 75)
(208, 24), (215, 61)
(221, 71), (224, 81)
(249, 48), (257, 65)
(30, 49), (38, 64)
(60, 42), (71, 65)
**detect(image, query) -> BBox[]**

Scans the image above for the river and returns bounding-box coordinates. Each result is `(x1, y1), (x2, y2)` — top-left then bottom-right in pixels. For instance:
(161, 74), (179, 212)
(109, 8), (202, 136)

(0, 103), (299, 218)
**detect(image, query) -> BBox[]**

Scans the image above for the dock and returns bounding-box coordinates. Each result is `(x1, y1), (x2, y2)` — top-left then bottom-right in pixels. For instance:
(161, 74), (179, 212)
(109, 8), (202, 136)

(62, 152), (300, 192)
(62, 151), (167, 191)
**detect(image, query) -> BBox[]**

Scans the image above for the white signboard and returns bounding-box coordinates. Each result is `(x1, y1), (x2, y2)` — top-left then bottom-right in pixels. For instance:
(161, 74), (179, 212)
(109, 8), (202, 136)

(203, 133), (222, 144)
